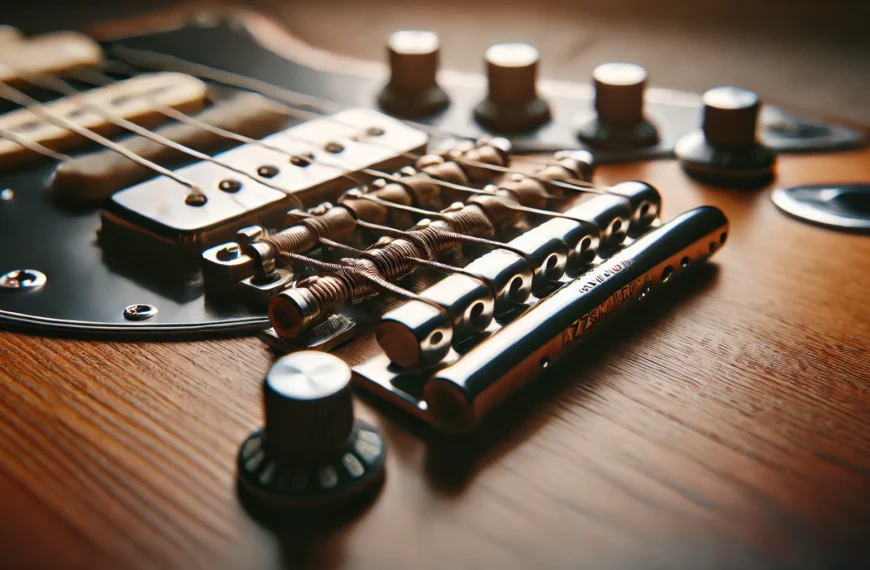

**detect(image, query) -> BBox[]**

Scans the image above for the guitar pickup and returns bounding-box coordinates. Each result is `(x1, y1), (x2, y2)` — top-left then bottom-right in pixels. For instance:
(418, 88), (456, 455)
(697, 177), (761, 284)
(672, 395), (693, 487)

(0, 71), (208, 170)
(0, 30), (102, 88)
(100, 109), (428, 259)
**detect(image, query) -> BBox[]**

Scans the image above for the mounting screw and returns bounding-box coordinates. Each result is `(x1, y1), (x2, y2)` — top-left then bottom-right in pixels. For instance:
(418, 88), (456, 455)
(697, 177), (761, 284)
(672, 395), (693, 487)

(219, 179), (242, 193)
(0, 269), (46, 290)
(289, 155), (312, 167)
(324, 141), (344, 154)
(216, 243), (241, 261)
(0, 188), (13, 200)
(257, 165), (280, 178)
(185, 193), (208, 207)
(123, 303), (158, 321)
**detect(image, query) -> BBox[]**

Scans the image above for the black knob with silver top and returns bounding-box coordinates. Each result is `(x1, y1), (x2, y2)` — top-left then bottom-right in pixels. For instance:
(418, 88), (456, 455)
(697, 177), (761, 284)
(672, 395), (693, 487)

(675, 86), (776, 187)
(237, 351), (386, 515)
(378, 30), (449, 118)
(474, 42), (551, 133)
(576, 62), (659, 151)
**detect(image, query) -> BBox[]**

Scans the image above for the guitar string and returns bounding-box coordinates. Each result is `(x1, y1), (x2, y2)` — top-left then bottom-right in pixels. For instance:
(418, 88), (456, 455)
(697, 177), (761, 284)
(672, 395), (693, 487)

(0, 124), (70, 162)
(19, 67), (602, 224)
(6, 66), (501, 207)
(0, 62), (605, 308)
(107, 46), (606, 180)
(0, 51), (603, 206)
(0, 64), (610, 236)
(0, 74), (203, 195)
(13, 68), (503, 212)
(0, 76), (555, 299)
(7, 67), (314, 206)
(96, 60), (604, 196)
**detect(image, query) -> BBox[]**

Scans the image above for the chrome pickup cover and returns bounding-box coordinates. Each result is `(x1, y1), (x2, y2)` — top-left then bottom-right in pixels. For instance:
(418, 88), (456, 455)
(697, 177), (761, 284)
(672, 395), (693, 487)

(103, 108), (428, 254)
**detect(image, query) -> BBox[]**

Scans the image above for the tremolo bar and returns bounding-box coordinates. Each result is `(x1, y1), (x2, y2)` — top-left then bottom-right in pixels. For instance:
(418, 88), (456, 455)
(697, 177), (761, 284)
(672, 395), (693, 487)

(353, 206), (728, 433)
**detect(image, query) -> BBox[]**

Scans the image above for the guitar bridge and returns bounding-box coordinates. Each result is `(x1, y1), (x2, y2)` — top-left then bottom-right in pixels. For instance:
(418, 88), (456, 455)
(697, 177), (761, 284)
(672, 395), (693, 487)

(350, 207), (727, 433)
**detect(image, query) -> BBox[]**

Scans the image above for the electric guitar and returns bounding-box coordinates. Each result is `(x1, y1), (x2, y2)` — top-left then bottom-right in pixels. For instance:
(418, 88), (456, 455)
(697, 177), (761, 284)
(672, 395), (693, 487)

(1, 6), (868, 570)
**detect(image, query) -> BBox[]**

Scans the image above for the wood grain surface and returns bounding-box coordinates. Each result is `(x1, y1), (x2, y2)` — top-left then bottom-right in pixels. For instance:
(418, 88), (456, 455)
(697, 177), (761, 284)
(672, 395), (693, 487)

(3, 149), (869, 570)
(2, 6), (870, 570)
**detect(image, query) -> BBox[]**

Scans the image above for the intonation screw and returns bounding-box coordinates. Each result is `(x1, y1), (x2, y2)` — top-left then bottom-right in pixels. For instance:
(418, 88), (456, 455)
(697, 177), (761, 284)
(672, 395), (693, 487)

(216, 244), (242, 261)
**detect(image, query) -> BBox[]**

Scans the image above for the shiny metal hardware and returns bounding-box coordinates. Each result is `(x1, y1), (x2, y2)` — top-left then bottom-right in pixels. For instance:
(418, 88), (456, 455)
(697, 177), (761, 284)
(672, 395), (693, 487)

(122, 303), (157, 321)
(566, 194), (632, 252)
(261, 313), (359, 352)
(238, 268), (294, 306)
(236, 226), (266, 249)
(377, 301), (454, 369)
(104, 108), (428, 254)
(771, 183), (870, 233)
(375, 273), (494, 369)
(353, 206), (729, 433)
(0, 269), (46, 290)
(202, 241), (255, 297)
(463, 249), (534, 307)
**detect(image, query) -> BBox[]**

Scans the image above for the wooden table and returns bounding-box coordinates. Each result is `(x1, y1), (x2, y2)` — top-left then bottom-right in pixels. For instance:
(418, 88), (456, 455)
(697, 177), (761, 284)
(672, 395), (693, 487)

(3, 148), (869, 569)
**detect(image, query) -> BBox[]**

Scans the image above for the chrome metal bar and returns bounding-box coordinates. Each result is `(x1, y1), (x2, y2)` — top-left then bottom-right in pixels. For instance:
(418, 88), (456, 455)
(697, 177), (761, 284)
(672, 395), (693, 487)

(353, 206), (729, 433)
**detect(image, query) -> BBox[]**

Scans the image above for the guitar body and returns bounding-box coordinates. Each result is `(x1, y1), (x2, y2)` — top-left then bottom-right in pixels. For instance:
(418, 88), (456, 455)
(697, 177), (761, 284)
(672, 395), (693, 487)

(1, 5), (869, 570)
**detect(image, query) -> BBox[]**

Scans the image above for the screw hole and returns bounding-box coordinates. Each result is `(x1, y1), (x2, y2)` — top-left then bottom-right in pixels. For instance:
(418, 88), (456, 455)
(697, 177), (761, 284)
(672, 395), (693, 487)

(639, 202), (651, 218)
(508, 276), (524, 298)
(720, 232), (727, 244)
(545, 254), (559, 276)
(540, 356), (550, 369)
(611, 219), (623, 234)
(366, 126), (385, 137)
(680, 256), (690, 269)
(661, 265), (673, 283)
(640, 282), (651, 299)
(469, 302), (484, 320)
(429, 331), (444, 345)
(324, 141), (344, 154)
